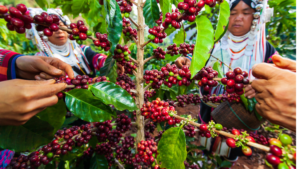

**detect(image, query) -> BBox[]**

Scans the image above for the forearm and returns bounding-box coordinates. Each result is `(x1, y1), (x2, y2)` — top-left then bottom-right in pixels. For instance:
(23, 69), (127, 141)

(0, 49), (23, 81)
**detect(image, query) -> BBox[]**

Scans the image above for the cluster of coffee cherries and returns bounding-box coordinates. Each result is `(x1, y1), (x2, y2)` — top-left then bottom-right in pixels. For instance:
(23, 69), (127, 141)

(117, 0), (133, 18)
(248, 131), (268, 145)
(113, 45), (137, 74)
(162, 64), (193, 87)
(155, 13), (163, 26)
(115, 136), (135, 165)
(141, 98), (181, 125)
(95, 142), (113, 156)
(9, 124), (92, 168)
(153, 47), (166, 60)
(107, 130), (123, 147)
(95, 142), (115, 166)
(221, 67), (249, 95)
(266, 134), (295, 169)
(83, 147), (94, 157)
(145, 122), (156, 133)
(94, 120), (113, 142)
(202, 93), (241, 103)
(93, 32), (111, 51)
(116, 113), (132, 133)
(135, 139), (157, 165)
(198, 124), (212, 138)
(195, 66), (219, 91)
(177, 0), (201, 22)
(176, 94), (201, 107)
(116, 74), (136, 98)
(166, 44), (179, 56)
(55, 75), (108, 99)
(184, 124), (196, 137)
(2, 4), (34, 34)
(179, 43), (194, 56)
(147, 26), (167, 44)
(122, 18), (138, 39)
(162, 9), (182, 29)
(165, 99), (176, 107)
(124, 60), (138, 74)
(68, 20), (92, 44)
(144, 69), (164, 89)
(33, 14), (62, 41)
(166, 43), (195, 57)
(225, 129), (254, 157)
(144, 90), (156, 102)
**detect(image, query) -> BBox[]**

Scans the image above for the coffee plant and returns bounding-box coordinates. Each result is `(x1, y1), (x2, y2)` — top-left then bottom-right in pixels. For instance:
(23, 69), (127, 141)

(0, 0), (296, 169)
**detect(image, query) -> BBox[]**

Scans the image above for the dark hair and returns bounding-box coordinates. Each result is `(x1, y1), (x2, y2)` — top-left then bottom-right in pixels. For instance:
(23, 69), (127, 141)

(230, 0), (255, 10)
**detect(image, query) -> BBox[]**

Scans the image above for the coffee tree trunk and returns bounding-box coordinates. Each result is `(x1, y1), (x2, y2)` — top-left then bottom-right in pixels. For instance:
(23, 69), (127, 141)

(135, 0), (145, 143)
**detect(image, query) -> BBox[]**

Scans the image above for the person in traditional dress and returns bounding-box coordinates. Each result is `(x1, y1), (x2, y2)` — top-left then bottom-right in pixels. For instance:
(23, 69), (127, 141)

(176, 0), (276, 165)
(26, 8), (124, 78)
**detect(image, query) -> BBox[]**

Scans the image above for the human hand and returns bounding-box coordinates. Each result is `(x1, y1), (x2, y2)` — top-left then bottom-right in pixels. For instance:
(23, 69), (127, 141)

(0, 79), (67, 126)
(175, 57), (191, 68)
(116, 62), (125, 75)
(244, 85), (256, 99)
(272, 54), (296, 72)
(16, 56), (74, 80)
(251, 63), (296, 131)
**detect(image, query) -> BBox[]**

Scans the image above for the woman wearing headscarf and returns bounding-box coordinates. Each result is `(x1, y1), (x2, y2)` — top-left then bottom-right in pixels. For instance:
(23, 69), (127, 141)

(176, 0), (276, 165)
(26, 8), (124, 78)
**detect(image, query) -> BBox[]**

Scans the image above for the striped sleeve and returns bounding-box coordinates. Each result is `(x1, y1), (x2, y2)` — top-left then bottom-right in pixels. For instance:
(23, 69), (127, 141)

(0, 49), (23, 81)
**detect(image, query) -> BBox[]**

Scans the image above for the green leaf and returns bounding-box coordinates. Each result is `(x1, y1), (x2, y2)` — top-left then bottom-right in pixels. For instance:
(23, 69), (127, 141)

(189, 15), (214, 78)
(109, 0), (117, 26)
(204, 4), (212, 15)
(36, 99), (67, 135)
(0, 116), (54, 152)
(35, 0), (49, 9)
(60, 147), (84, 161)
(71, 0), (86, 16)
(45, 162), (56, 169)
(64, 89), (116, 122)
(212, 61), (224, 78)
(106, 60), (118, 83)
(82, 0), (102, 29)
(90, 82), (138, 111)
(220, 161), (232, 168)
(61, 116), (79, 129)
(108, 0), (123, 53)
(214, 1), (230, 42)
(240, 94), (249, 111)
(157, 123), (163, 132)
(88, 136), (98, 149)
(165, 27), (176, 35)
(172, 0), (183, 6)
(160, 0), (172, 22)
(178, 85), (187, 95)
(165, 53), (180, 62)
(157, 127), (187, 169)
(174, 27), (186, 46)
(90, 154), (108, 169)
(99, 56), (115, 76)
(143, 0), (160, 28)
